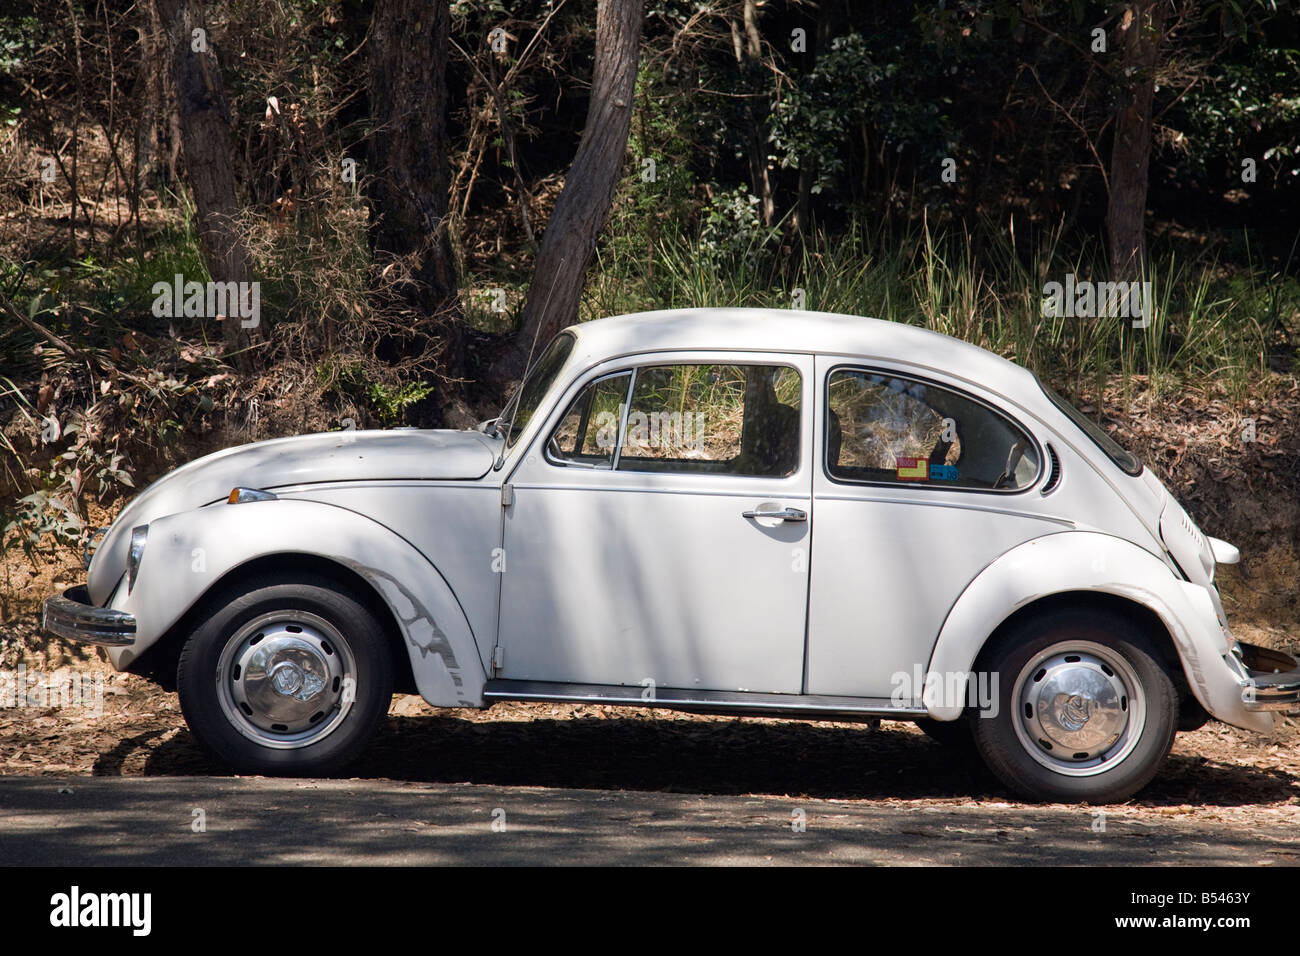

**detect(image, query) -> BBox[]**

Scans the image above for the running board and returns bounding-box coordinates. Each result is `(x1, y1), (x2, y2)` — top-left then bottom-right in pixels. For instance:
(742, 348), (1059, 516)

(482, 679), (927, 720)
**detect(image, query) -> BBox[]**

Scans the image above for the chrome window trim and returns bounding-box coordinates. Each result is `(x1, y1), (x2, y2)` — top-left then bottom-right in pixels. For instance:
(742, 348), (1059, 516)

(612, 368), (636, 472)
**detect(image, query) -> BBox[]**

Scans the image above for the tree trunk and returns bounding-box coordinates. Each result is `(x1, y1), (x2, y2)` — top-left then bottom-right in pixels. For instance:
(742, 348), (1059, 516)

(1107, 1), (1164, 282)
(153, 0), (253, 358)
(367, 0), (472, 427)
(791, 3), (834, 235)
(490, 0), (644, 385)
(733, 1), (774, 228)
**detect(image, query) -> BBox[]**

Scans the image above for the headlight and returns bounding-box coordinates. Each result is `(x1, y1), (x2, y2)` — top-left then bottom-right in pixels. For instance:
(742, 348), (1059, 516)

(127, 525), (148, 593)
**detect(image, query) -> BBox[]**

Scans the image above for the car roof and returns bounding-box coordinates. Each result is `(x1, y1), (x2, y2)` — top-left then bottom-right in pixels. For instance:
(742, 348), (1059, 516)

(567, 308), (1045, 410)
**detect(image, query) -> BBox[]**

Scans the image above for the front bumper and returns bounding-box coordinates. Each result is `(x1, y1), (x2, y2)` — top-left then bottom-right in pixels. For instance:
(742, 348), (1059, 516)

(41, 585), (136, 647)
(1235, 641), (1300, 714)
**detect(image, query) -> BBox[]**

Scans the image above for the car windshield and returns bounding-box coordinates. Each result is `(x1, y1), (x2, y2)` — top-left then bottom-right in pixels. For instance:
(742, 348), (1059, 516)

(1038, 379), (1142, 476)
(501, 331), (576, 449)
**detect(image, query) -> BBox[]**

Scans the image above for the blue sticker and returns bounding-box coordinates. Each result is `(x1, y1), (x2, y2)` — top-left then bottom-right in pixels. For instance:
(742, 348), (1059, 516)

(929, 464), (959, 481)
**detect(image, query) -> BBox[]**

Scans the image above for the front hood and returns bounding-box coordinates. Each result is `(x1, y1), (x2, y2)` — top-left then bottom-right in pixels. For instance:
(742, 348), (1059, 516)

(87, 429), (498, 603)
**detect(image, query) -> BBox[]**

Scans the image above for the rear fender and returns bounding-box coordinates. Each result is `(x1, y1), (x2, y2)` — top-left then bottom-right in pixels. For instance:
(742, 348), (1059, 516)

(924, 531), (1270, 734)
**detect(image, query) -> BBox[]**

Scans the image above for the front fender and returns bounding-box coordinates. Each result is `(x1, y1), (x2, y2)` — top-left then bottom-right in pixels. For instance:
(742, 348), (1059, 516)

(924, 531), (1272, 734)
(106, 498), (487, 708)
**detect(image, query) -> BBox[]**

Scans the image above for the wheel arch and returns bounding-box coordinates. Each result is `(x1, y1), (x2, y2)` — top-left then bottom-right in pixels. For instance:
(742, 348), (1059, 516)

(972, 592), (1212, 732)
(132, 553), (418, 696)
(923, 531), (1242, 725)
(975, 592), (1180, 672)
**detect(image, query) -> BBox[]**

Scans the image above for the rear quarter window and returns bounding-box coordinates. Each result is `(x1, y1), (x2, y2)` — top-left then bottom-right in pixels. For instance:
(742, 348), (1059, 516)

(827, 368), (1040, 491)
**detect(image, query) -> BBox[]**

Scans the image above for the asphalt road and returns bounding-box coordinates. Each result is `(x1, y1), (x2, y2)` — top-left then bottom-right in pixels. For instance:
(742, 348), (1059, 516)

(2, 775), (1297, 865)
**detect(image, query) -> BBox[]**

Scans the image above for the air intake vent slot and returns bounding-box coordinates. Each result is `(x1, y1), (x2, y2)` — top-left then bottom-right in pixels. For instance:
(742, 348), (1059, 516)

(1179, 511), (1205, 550)
(1041, 443), (1061, 494)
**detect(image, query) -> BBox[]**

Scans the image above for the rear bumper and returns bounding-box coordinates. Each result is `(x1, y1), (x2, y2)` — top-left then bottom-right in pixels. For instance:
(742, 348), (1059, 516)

(41, 585), (136, 647)
(1235, 641), (1300, 713)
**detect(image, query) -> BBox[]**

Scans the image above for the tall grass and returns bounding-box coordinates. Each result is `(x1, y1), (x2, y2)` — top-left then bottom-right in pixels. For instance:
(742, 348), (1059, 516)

(585, 217), (1296, 404)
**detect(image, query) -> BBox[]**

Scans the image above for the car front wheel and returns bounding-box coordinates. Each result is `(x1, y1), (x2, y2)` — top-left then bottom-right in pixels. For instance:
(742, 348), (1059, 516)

(971, 608), (1177, 803)
(177, 573), (393, 775)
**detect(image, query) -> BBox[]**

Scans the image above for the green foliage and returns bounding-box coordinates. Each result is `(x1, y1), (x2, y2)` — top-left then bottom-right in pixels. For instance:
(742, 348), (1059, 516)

(0, 374), (135, 563)
(315, 359), (435, 426)
(1175, 46), (1300, 183)
(697, 186), (781, 270)
(605, 63), (701, 276)
(590, 215), (1296, 404)
(2, 0), (1297, 481)
(2, 490), (82, 563)
(0, 206), (211, 379)
(771, 34), (896, 194)
(0, 13), (45, 75)
(366, 381), (435, 426)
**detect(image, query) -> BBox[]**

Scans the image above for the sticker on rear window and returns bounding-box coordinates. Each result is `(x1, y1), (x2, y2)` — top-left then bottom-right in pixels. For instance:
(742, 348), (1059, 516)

(896, 456), (929, 481)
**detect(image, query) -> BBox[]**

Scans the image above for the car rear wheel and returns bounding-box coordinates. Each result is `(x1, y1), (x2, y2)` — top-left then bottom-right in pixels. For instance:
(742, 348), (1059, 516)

(177, 574), (393, 775)
(971, 608), (1177, 803)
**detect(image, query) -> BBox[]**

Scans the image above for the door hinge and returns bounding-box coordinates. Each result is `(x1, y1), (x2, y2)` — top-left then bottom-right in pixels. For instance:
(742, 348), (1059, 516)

(501, 483), (513, 507)
(491, 645), (504, 674)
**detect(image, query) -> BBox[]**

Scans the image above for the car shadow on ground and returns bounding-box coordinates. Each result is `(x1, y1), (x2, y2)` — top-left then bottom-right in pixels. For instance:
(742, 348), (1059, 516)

(103, 712), (1300, 807)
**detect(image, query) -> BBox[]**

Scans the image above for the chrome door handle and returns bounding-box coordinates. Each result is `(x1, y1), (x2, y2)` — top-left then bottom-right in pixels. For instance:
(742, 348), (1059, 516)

(742, 507), (807, 522)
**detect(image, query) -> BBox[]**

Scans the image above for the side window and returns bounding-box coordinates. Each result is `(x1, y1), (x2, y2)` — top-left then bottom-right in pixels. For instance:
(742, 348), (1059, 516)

(547, 372), (632, 468)
(826, 369), (1039, 491)
(616, 364), (801, 477)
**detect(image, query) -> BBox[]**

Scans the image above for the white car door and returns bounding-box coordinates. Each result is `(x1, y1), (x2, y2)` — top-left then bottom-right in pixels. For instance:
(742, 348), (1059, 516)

(497, 351), (814, 694)
(806, 355), (1066, 699)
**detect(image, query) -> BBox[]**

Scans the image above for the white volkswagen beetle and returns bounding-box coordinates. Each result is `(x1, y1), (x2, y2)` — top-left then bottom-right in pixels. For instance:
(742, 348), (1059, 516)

(43, 308), (1300, 801)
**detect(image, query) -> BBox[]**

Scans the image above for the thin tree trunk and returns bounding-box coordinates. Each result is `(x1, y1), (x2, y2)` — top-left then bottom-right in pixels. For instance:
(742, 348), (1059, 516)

(135, 2), (164, 195)
(1107, 1), (1164, 282)
(744, 111), (775, 228)
(65, 0), (85, 254)
(791, 3), (834, 235)
(367, 0), (471, 427)
(741, 1), (773, 225)
(491, 0), (644, 385)
(154, 0), (254, 358)
(732, 1), (773, 228)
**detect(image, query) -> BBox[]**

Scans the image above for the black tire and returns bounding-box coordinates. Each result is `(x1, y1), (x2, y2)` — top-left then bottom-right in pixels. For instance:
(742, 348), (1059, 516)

(177, 573), (393, 775)
(970, 607), (1177, 803)
(914, 716), (975, 749)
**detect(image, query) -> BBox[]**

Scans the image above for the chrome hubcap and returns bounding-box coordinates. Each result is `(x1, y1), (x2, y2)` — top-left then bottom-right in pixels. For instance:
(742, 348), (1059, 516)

(217, 613), (356, 749)
(1013, 641), (1146, 777)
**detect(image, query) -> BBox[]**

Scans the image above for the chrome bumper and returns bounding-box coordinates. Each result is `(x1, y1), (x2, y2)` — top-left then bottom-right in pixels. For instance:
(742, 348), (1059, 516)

(42, 585), (136, 647)
(1236, 641), (1300, 713)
